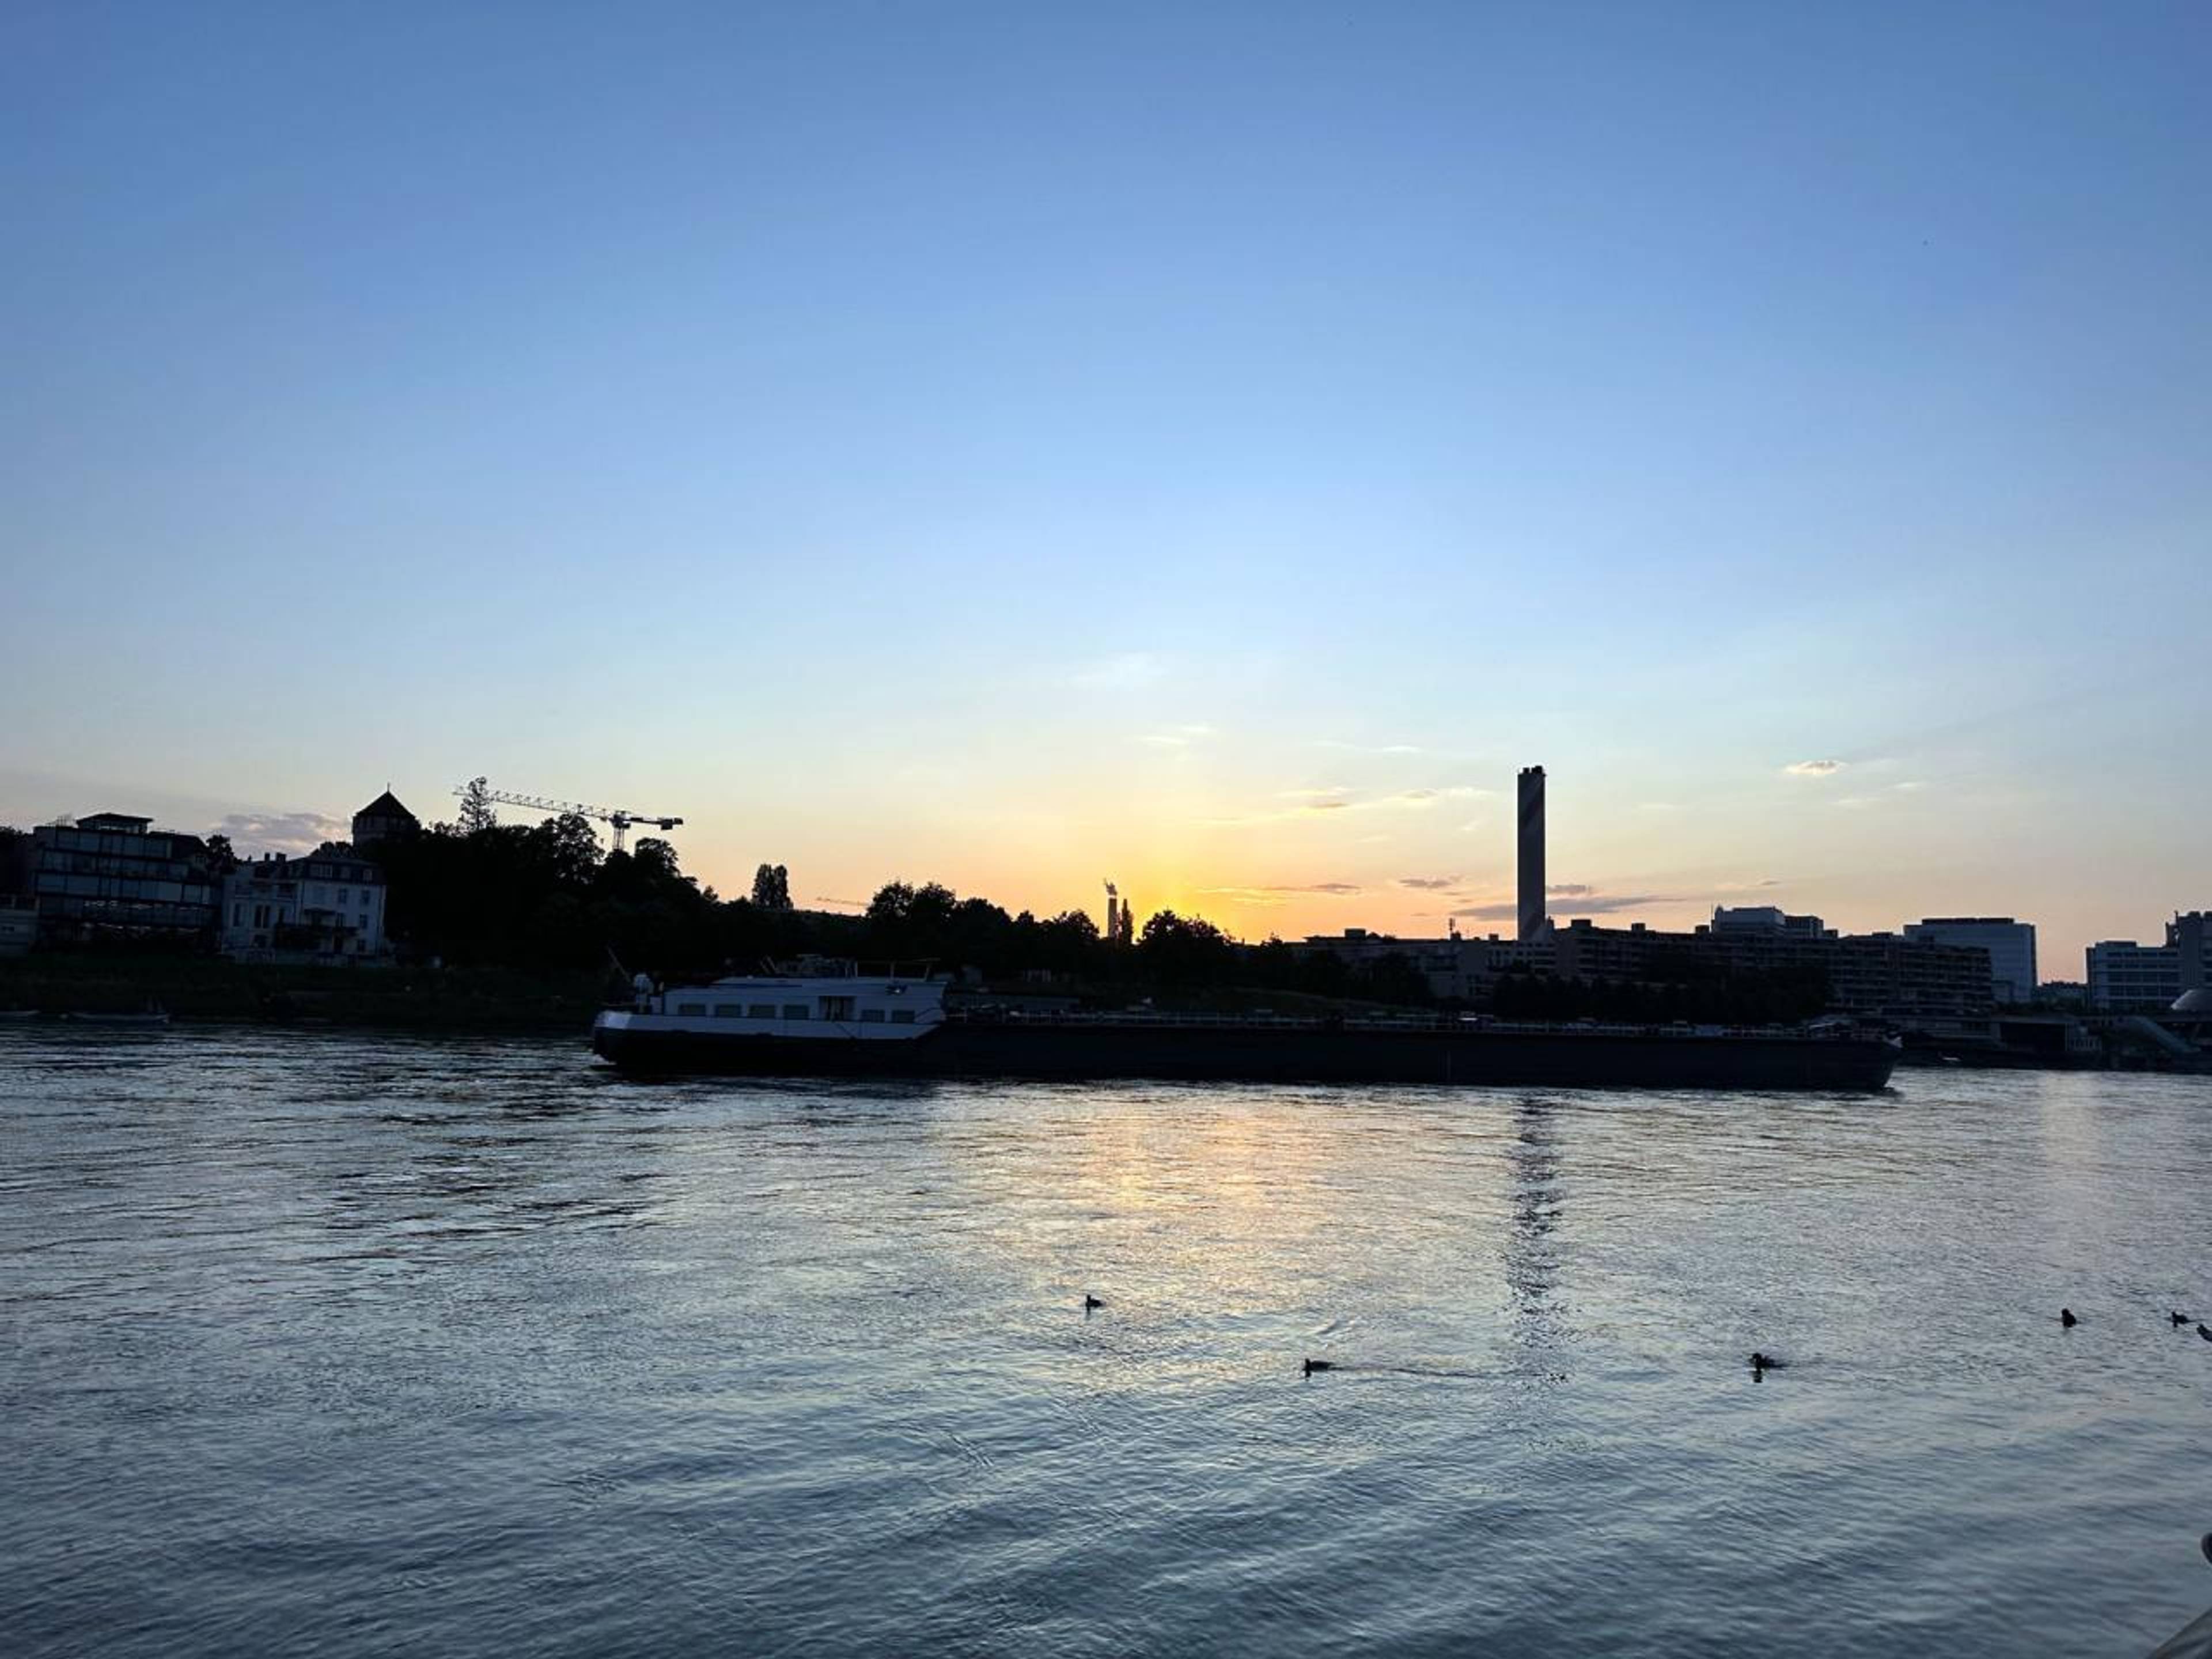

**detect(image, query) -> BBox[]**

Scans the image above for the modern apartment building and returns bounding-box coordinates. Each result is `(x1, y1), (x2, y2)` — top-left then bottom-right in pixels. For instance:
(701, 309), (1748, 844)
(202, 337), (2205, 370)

(25, 813), (221, 944)
(1904, 918), (2038, 1005)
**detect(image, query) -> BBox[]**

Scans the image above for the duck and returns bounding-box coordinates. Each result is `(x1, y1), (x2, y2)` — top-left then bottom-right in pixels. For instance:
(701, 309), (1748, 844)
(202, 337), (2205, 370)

(2198, 1324), (2211, 1344)
(1749, 1351), (1783, 1371)
(1303, 1358), (1336, 1374)
(2060, 1308), (2078, 1328)
(2173, 1312), (2192, 1328)
(1082, 1294), (1104, 1311)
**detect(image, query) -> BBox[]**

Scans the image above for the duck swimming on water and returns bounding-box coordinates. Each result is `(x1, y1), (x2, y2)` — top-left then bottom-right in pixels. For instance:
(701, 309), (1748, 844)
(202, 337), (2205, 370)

(2175, 1312), (2193, 1328)
(1083, 1294), (1104, 1310)
(1303, 1358), (1336, 1374)
(1749, 1351), (1783, 1372)
(2198, 1324), (2211, 1343)
(2061, 1308), (2078, 1328)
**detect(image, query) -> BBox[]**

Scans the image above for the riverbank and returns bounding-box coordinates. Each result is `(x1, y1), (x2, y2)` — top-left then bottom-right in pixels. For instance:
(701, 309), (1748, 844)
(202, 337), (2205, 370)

(0, 953), (606, 1033)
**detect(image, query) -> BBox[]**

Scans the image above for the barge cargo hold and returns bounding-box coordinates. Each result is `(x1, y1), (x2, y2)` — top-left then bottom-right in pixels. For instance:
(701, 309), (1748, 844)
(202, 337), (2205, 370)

(592, 971), (1899, 1092)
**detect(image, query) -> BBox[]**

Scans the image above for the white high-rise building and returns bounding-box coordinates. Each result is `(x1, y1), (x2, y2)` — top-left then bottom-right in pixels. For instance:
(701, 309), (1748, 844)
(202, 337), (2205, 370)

(2085, 912), (2212, 1011)
(1906, 918), (2038, 1005)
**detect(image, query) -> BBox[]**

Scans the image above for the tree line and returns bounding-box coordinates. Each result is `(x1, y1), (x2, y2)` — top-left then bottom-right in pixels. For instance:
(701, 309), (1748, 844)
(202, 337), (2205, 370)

(354, 815), (1463, 1004)
(3, 809), (1828, 1019)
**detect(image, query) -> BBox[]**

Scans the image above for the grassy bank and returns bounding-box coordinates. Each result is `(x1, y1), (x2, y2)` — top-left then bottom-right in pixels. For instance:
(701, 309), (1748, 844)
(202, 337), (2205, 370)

(0, 953), (611, 1033)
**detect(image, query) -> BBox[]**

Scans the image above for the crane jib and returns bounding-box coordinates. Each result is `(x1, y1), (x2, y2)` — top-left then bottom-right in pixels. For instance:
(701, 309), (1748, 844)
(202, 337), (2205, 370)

(450, 785), (683, 851)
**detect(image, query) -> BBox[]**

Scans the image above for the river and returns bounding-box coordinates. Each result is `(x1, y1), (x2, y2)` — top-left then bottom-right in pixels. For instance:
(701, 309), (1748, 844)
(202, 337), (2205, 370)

(4, 1026), (2210, 1655)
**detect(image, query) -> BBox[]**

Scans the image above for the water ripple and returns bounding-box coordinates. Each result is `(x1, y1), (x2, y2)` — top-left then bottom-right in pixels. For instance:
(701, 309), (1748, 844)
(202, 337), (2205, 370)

(4, 1026), (2212, 1654)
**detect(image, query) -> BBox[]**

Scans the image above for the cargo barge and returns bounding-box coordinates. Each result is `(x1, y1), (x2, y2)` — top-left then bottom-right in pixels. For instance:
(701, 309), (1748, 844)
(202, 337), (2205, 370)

(592, 969), (1898, 1092)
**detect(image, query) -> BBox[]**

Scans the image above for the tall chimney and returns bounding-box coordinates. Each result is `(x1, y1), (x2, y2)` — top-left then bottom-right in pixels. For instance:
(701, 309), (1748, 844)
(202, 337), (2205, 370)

(1517, 766), (1546, 942)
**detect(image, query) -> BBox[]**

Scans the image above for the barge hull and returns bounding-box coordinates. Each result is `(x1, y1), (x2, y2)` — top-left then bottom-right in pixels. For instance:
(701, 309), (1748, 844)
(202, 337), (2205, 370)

(592, 1018), (1897, 1092)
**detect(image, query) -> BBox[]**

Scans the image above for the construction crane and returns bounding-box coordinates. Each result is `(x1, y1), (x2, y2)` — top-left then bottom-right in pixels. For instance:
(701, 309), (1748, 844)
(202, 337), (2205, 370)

(454, 786), (683, 853)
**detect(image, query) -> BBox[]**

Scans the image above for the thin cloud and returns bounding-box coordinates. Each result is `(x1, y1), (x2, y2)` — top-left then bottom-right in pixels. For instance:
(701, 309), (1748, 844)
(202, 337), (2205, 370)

(1067, 652), (1166, 690)
(1138, 724), (1217, 748)
(1199, 882), (1363, 906)
(1836, 782), (1925, 810)
(1203, 785), (1483, 827)
(1397, 875), (1464, 891)
(1448, 877), (1778, 925)
(1457, 892), (1658, 922)
(1784, 759), (1845, 777)
(214, 811), (350, 854)
(1316, 740), (1426, 756)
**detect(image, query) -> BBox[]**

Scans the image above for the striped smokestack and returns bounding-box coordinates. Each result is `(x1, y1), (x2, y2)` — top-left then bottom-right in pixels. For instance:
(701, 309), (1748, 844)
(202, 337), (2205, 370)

(1517, 766), (1546, 942)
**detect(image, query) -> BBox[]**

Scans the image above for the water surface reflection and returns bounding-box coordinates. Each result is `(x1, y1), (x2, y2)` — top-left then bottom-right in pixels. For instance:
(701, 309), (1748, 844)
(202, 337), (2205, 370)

(4, 1028), (2211, 1656)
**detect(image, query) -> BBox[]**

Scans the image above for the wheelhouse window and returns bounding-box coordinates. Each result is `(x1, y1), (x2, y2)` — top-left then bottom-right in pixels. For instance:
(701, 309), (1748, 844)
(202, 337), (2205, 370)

(714, 1005), (744, 1018)
(891, 1009), (915, 1025)
(677, 1002), (707, 1016)
(782, 1004), (808, 1020)
(747, 1003), (776, 1018)
(859, 1008), (885, 1023)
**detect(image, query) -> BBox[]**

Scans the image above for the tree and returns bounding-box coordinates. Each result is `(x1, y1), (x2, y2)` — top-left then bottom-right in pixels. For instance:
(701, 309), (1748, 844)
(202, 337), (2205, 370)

(531, 812), (602, 889)
(867, 881), (915, 931)
(630, 838), (687, 886)
(203, 833), (239, 876)
(751, 863), (793, 910)
(457, 777), (497, 834)
(1136, 909), (1237, 986)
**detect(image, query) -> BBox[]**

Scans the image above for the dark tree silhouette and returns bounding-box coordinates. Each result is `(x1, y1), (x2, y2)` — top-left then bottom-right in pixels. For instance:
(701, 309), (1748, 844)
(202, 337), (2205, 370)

(1137, 910), (1237, 986)
(457, 777), (497, 834)
(532, 813), (602, 888)
(751, 863), (793, 910)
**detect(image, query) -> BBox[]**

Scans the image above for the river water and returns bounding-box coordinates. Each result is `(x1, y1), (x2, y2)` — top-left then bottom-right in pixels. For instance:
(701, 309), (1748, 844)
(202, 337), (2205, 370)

(4, 1027), (2210, 1656)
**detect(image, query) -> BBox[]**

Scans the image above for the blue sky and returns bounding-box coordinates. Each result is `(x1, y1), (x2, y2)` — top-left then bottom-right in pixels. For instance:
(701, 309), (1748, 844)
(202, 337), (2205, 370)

(5, 2), (2206, 969)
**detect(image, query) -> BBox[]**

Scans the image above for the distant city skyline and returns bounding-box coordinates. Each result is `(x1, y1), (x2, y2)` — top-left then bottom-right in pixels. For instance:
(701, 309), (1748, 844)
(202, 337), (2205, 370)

(6, 3), (2206, 976)
(0, 756), (2191, 976)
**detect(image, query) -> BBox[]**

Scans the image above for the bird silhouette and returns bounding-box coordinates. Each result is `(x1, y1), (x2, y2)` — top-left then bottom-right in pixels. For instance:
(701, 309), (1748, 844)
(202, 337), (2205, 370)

(1749, 1351), (1783, 1371)
(1082, 1294), (1103, 1311)
(2198, 1324), (2211, 1344)
(1304, 1358), (1336, 1374)
(2061, 1309), (2078, 1328)
(2174, 1312), (2192, 1328)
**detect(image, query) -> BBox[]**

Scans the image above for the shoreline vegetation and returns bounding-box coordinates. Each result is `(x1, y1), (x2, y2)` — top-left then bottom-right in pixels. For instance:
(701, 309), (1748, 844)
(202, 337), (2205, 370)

(1, 811), (1834, 1032)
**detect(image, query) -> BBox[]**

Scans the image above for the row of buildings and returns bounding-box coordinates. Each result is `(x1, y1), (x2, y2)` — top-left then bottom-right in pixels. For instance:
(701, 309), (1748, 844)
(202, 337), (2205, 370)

(2084, 912), (2212, 1013)
(1295, 907), (2005, 1022)
(1318, 762), (2205, 1023)
(1298, 904), (2209, 1021)
(0, 793), (422, 960)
